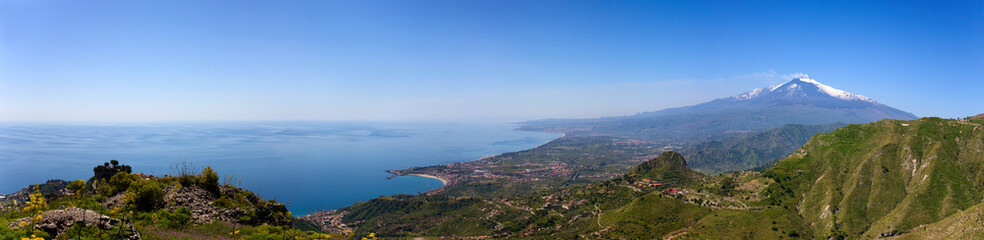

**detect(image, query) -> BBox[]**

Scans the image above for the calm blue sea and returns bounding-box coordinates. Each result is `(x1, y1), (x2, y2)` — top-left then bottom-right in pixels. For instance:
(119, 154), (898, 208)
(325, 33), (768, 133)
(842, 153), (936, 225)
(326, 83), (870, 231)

(0, 121), (561, 215)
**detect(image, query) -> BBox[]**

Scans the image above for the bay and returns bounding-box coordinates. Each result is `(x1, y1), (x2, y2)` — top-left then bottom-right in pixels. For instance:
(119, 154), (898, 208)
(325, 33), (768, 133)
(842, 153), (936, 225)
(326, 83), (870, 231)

(0, 121), (561, 215)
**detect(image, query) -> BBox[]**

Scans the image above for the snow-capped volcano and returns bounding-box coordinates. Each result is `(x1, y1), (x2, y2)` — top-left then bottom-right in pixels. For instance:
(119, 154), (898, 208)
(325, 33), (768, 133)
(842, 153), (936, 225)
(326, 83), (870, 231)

(734, 76), (874, 103)
(522, 74), (917, 142)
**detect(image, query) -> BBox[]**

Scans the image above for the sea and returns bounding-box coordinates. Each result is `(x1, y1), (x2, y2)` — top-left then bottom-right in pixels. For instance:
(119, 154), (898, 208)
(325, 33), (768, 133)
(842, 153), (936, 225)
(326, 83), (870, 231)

(0, 121), (561, 215)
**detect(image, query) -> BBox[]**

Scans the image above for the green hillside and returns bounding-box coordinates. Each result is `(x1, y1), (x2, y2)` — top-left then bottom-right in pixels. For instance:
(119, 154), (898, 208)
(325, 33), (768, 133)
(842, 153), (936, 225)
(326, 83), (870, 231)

(683, 123), (846, 174)
(764, 117), (984, 239)
(887, 201), (984, 239)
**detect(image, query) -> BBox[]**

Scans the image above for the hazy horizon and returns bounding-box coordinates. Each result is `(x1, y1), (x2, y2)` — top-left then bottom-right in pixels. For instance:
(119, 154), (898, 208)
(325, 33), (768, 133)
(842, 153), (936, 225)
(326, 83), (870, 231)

(2, 1), (982, 122)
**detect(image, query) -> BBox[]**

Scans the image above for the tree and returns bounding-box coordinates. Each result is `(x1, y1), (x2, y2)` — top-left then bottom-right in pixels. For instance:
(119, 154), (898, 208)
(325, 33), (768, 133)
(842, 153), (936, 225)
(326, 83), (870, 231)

(110, 160), (119, 167)
(718, 177), (738, 195)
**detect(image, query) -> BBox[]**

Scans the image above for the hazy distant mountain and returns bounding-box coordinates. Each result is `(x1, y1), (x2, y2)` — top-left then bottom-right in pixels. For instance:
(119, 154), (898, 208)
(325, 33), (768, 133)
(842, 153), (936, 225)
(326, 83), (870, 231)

(521, 76), (918, 142)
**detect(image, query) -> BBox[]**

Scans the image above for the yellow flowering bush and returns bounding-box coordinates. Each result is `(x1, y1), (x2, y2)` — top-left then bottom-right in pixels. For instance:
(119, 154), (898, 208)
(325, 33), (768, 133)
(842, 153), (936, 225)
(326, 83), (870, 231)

(19, 234), (43, 240)
(22, 185), (47, 213)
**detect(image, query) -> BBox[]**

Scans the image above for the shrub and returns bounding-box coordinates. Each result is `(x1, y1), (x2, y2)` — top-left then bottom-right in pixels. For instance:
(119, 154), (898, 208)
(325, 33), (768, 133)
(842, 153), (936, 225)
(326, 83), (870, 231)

(156, 207), (192, 229)
(214, 196), (235, 209)
(66, 180), (86, 196)
(178, 174), (198, 187)
(128, 180), (164, 211)
(199, 166), (220, 195)
(102, 172), (139, 196)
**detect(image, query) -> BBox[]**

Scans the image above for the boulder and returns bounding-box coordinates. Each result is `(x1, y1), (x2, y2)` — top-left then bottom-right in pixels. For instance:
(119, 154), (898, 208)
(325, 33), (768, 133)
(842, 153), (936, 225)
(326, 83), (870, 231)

(7, 207), (139, 240)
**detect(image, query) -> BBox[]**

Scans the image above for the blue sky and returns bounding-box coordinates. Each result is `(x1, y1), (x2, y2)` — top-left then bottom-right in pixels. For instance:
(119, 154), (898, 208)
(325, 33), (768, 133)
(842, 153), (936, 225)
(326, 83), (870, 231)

(1, 0), (982, 122)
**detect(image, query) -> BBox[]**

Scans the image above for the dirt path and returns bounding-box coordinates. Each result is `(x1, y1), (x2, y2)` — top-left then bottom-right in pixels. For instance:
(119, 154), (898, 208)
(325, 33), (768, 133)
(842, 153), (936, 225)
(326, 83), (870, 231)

(663, 227), (690, 240)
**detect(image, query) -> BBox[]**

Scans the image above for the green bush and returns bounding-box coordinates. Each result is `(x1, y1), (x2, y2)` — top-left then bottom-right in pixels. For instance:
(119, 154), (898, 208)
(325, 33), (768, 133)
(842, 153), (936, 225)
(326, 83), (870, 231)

(178, 174), (197, 187)
(99, 172), (138, 197)
(214, 196), (235, 209)
(128, 180), (164, 211)
(199, 166), (220, 195)
(155, 207), (193, 229)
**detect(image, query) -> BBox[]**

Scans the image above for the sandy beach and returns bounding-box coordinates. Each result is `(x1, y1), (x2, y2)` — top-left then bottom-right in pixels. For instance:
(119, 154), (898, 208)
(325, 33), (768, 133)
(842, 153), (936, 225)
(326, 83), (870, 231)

(409, 174), (448, 186)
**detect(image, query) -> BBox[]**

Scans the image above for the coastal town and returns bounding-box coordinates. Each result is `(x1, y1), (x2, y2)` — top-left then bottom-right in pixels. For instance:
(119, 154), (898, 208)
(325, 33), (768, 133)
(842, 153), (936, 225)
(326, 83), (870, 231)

(386, 135), (676, 197)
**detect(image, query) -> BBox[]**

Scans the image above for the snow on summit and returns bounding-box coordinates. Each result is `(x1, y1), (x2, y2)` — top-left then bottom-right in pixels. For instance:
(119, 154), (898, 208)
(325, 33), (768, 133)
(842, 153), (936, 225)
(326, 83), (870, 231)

(733, 76), (875, 103)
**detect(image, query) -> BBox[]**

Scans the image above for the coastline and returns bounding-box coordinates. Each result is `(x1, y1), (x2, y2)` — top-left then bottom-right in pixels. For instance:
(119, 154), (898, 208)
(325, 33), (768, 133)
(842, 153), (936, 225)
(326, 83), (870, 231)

(408, 174), (448, 186)
(389, 131), (565, 188)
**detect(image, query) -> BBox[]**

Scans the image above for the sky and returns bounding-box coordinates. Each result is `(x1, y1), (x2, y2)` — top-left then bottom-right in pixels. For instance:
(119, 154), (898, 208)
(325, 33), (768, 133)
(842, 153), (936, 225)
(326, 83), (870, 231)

(1, 0), (982, 122)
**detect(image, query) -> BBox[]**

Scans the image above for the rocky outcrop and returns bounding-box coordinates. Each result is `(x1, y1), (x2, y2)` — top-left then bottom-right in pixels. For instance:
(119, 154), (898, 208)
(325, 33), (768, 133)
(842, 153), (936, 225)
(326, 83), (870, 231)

(7, 207), (138, 240)
(100, 183), (288, 227)
(164, 185), (218, 223)
(156, 185), (288, 225)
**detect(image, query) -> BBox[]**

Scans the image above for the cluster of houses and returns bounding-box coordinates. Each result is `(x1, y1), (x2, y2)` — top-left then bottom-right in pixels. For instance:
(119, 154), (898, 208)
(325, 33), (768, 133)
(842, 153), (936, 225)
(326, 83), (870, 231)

(663, 188), (683, 195)
(132, 172), (161, 180)
(634, 178), (662, 187)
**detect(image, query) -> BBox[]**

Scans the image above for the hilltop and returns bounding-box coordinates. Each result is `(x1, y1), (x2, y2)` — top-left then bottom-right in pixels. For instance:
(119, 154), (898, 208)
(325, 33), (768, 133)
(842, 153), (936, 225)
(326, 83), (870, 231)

(627, 151), (703, 185)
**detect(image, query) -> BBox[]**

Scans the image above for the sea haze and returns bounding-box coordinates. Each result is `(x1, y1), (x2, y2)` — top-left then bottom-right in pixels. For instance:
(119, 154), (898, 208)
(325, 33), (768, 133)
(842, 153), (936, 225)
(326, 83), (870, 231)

(0, 121), (561, 215)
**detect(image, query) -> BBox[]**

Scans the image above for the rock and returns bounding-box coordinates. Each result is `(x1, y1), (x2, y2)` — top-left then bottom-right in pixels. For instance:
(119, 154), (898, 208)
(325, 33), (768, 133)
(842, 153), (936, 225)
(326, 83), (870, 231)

(164, 185), (219, 223)
(7, 207), (139, 240)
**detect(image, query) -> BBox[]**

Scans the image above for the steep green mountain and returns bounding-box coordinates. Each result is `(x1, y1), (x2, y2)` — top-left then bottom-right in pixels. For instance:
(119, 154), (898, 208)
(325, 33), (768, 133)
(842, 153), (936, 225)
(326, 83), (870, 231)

(764, 117), (984, 239)
(627, 151), (704, 185)
(521, 77), (917, 142)
(682, 123), (846, 174)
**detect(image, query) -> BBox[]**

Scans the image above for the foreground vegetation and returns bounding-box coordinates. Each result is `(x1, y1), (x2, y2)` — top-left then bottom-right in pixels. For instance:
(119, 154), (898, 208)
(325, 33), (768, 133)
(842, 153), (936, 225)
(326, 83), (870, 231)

(0, 161), (353, 240)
